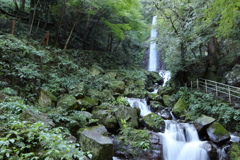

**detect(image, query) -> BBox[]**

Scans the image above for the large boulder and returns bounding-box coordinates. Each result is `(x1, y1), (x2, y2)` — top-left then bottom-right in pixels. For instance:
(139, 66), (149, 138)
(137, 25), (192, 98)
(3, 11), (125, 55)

(113, 130), (163, 160)
(20, 110), (55, 127)
(89, 64), (104, 76)
(172, 98), (188, 119)
(115, 105), (139, 128)
(147, 93), (163, 101)
(124, 88), (147, 99)
(225, 64), (240, 86)
(162, 95), (176, 107)
(78, 96), (99, 111)
(78, 125), (113, 160)
(206, 122), (231, 143)
(142, 113), (165, 132)
(92, 110), (118, 131)
(57, 94), (79, 110)
(68, 82), (85, 99)
(86, 89), (115, 103)
(194, 115), (216, 133)
(109, 81), (125, 95)
(38, 89), (57, 107)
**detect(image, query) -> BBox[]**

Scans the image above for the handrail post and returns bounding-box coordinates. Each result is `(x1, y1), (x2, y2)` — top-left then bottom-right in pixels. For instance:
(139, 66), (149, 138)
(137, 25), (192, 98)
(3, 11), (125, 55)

(197, 79), (199, 89)
(205, 80), (207, 93)
(228, 86), (231, 103)
(215, 82), (218, 96)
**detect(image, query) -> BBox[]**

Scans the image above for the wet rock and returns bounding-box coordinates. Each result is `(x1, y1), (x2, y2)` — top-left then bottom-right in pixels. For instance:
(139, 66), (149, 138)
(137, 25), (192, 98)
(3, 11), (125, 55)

(206, 122), (231, 143)
(57, 94), (79, 110)
(92, 110), (118, 131)
(78, 125), (113, 160)
(109, 81), (125, 95)
(172, 98), (188, 119)
(115, 105), (139, 128)
(142, 113), (165, 132)
(159, 109), (172, 120)
(38, 89), (57, 107)
(194, 115), (216, 133)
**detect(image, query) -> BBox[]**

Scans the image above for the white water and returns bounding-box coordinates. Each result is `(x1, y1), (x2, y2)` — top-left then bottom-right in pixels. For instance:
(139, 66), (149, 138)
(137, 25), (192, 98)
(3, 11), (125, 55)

(148, 15), (158, 72)
(126, 98), (151, 117)
(160, 120), (210, 160)
(159, 70), (171, 87)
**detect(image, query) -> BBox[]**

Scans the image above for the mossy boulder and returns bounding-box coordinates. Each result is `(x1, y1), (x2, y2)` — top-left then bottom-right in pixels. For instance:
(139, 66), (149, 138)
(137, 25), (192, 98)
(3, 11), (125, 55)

(38, 89), (57, 107)
(69, 82), (85, 99)
(124, 88), (147, 99)
(206, 122), (230, 143)
(194, 115), (216, 133)
(57, 94), (79, 110)
(92, 110), (118, 131)
(109, 81), (125, 95)
(86, 89), (115, 103)
(172, 98), (188, 119)
(157, 86), (175, 96)
(162, 95), (175, 107)
(20, 110), (55, 127)
(142, 113), (165, 132)
(147, 93), (163, 101)
(90, 64), (104, 76)
(106, 70), (117, 80)
(78, 125), (113, 160)
(78, 96), (99, 111)
(115, 105), (139, 128)
(1, 87), (18, 96)
(229, 143), (240, 160)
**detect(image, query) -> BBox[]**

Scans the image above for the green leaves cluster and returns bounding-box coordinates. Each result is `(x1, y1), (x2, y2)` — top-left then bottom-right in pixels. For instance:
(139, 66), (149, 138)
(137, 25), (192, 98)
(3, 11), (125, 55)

(176, 87), (240, 131)
(0, 121), (89, 160)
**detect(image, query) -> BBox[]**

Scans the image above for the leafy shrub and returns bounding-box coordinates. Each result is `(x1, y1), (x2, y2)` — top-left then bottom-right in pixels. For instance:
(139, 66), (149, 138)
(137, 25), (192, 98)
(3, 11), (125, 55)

(0, 121), (90, 160)
(176, 87), (240, 131)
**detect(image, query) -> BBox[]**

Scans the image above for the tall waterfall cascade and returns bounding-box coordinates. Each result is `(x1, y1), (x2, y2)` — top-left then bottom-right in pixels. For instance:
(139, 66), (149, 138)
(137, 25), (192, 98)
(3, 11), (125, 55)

(148, 15), (171, 86)
(148, 15), (158, 72)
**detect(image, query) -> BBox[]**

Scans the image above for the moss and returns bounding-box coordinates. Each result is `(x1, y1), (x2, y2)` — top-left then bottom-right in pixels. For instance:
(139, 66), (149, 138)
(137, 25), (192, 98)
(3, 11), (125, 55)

(172, 98), (188, 118)
(211, 122), (229, 136)
(229, 143), (240, 160)
(116, 96), (129, 105)
(43, 89), (58, 102)
(142, 113), (165, 132)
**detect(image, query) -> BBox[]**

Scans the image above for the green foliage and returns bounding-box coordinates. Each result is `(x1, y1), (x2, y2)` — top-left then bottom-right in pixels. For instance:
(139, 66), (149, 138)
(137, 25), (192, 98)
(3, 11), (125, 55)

(0, 121), (90, 160)
(176, 87), (240, 131)
(229, 143), (240, 160)
(117, 119), (150, 151)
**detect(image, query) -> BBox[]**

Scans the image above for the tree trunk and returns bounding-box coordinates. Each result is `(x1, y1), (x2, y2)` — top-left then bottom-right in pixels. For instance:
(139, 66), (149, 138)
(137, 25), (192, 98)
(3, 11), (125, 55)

(29, 0), (40, 35)
(64, 23), (76, 50)
(10, 20), (16, 35)
(207, 37), (219, 66)
(20, 0), (26, 11)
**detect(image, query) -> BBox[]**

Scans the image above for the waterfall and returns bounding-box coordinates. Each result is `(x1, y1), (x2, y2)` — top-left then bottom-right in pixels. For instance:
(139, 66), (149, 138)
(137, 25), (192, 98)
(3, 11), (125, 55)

(160, 120), (210, 160)
(148, 15), (158, 72)
(148, 16), (171, 85)
(126, 98), (151, 117)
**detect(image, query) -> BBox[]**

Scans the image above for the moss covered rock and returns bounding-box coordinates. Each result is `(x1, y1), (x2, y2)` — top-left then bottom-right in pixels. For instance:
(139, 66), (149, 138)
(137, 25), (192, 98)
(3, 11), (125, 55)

(115, 105), (139, 128)
(124, 87), (147, 98)
(38, 89), (57, 107)
(86, 89), (115, 103)
(162, 95), (175, 107)
(116, 96), (129, 105)
(69, 82), (85, 99)
(57, 94), (79, 110)
(78, 96), (99, 111)
(92, 110), (118, 131)
(194, 115), (216, 133)
(206, 122), (230, 143)
(147, 93), (163, 101)
(142, 113), (165, 132)
(90, 64), (104, 76)
(109, 80), (125, 95)
(172, 98), (188, 119)
(78, 125), (113, 160)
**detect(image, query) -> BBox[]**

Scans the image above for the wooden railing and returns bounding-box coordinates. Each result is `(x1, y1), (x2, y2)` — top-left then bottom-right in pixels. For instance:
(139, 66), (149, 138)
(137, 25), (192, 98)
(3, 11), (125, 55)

(190, 78), (240, 103)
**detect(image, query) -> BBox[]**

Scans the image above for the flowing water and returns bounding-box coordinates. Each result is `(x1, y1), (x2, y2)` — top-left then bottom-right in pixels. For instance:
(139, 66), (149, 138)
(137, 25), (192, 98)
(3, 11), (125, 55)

(126, 98), (151, 117)
(148, 15), (158, 72)
(160, 120), (210, 160)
